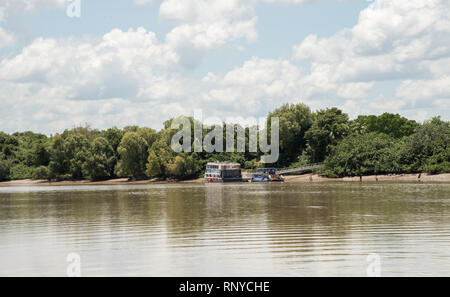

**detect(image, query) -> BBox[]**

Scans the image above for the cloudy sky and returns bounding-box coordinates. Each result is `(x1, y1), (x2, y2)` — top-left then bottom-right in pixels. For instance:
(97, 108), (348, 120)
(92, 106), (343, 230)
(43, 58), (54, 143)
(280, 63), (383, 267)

(0, 0), (448, 133)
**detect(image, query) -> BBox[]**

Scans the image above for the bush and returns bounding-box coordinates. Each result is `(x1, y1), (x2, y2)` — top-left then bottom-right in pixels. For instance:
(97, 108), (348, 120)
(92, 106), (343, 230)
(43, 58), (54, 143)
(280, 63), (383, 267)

(423, 147), (450, 174)
(397, 117), (450, 173)
(55, 174), (73, 181)
(324, 133), (397, 177)
(0, 160), (10, 181)
(244, 159), (262, 170)
(166, 154), (201, 179)
(9, 164), (34, 180)
(32, 166), (50, 180)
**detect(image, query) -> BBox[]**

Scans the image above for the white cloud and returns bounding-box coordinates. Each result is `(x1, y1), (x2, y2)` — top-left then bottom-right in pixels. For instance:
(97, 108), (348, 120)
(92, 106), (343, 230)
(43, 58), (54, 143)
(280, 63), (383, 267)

(158, 0), (316, 65)
(0, 27), (198, 133)
(292, 0), (450, 119)
(0, 28), (179, 101)
(294, 0), (450, 79)
(396, 76), (450, 103)
(159, 0), (259, 66)
(202, 57), (303, 112)
(165, 18), (257, 67)
(0, 0), (449, 133)
(0, 43), (307, 132)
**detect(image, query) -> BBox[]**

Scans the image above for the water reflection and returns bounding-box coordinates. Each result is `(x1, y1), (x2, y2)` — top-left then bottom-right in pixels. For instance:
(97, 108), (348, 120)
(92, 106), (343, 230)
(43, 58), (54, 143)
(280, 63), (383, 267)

(0, 183), (449, 276)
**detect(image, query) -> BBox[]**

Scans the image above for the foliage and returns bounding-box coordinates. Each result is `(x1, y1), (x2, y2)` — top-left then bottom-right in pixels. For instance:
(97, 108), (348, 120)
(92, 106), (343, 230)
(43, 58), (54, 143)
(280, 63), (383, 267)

(116, 132), (149, 178)
(47, 133), (90, 180)
(32, 166), (50, 180)
(397, 117), (450, 173)
(82, 137), (116, 181)
(267, 103), (313, 166)
(305, 108), (350, 163)
(324, 133), (398, 177)
(0, 104), (448, 182)
(146, 150), (162, 177)
(166, 154), (201, 178)
(0, 160), (10, 181)
(352, 113), (419, 139)
(9, 164), (35, 180)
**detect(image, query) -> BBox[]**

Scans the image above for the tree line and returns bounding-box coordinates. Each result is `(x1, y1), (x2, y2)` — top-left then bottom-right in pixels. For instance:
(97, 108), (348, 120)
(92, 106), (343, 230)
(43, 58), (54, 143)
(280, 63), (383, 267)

(0, 103), (449, 182)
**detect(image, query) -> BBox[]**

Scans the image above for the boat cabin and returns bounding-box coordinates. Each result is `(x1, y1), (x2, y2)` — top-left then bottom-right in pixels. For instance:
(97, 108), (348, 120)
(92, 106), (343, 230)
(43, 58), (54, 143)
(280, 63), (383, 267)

(205, 162), (243, 183)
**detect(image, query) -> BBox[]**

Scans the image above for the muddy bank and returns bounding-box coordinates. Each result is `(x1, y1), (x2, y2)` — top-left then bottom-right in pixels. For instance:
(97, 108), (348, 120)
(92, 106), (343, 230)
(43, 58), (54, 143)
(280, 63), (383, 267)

(284, 173), (450, 183)
(0, 178), (164, 187)
(0, 173), (449, 187)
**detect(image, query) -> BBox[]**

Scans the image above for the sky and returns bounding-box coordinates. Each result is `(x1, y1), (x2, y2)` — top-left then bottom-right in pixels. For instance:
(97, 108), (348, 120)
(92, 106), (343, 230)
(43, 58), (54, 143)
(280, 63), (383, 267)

(0, 0), (449, 134)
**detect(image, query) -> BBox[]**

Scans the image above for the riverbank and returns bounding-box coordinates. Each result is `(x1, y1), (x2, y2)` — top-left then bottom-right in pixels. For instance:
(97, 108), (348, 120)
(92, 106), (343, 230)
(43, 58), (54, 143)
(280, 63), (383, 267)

(284, 173), (450, 183)
(1, 173), (449, 187)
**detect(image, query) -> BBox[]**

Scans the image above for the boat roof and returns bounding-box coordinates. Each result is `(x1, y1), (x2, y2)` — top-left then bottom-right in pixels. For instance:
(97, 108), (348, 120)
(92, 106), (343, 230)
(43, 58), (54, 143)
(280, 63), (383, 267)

(207, 162), (240, 166)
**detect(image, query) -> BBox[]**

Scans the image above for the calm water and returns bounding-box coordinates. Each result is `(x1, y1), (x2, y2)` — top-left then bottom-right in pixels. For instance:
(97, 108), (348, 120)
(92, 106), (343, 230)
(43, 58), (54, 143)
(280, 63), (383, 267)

(0, 182), (449, 277)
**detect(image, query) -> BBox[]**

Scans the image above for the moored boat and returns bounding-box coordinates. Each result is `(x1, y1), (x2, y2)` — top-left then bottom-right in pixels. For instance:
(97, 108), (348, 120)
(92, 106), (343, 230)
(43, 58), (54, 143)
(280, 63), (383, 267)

(251, 168), (285, 183)
(205, 162), (243, 183)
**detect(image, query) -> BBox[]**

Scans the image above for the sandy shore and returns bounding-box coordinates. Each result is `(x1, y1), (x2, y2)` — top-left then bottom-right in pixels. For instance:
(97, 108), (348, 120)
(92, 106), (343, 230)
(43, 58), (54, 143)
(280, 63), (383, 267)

(0, 173), (449, 187)
(284, 173), (450, 183)
(0, 178), (165, 187)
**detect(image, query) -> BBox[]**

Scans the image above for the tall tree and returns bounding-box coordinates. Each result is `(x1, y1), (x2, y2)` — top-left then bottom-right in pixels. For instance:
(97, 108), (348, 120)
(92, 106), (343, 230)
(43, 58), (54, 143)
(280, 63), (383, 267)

(324, 132), (397, 178)
(398, 117), (450, 173)
(0, 160), (10, 181)
(116, 132), (148, 178)
(267, 103), (313, 166)
(305, 108), (350, 163)
(82, 137), (116, 181)
(353, 113), (419, 139)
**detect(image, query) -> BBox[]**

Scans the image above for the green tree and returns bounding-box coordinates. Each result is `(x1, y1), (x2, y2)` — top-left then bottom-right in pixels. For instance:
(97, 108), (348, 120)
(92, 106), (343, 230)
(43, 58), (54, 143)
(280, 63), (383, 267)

(64, 134), (90, 179)
(352, 113), (419, 138)
(30, 142), (50, 167)
(0, 132), (18, 160)
(137, 127), (157, 148)
(424, 147), (450, 174)
(398, 117), (450, 173)
(324, 133), (397, 178)
(102, 127), (124, 152)
(116, 132), (148, 178)
(267, 103), (313, 166)
(9, 164), (34, 180)
(0, 160), (10, 181)
(102, 127), (124, 171)
(47, 132), (90, 180)
(166, 154), (201, 178)
(48, 135), (69, 179)
(146, 124), (181, 177)
(146, 150), (162, 177)
(305, 108), (350, 163)
(32, 166), (50, 180)
(11, 132), (48, 168)
(82, 137), (116, 181)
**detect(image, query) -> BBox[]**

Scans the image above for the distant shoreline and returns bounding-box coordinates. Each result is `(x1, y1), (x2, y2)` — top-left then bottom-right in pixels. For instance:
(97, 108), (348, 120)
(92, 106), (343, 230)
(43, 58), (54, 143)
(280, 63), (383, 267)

(1, 173), (449, 187)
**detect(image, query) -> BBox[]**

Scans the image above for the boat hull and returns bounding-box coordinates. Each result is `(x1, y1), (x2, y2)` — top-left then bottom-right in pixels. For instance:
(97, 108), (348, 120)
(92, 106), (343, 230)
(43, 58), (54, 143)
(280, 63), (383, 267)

(206, 177), (244, 183)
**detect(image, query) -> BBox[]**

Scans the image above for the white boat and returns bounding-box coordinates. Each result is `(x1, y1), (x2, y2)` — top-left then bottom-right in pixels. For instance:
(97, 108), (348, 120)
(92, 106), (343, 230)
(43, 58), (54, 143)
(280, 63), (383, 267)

(205, 162), (243, 183)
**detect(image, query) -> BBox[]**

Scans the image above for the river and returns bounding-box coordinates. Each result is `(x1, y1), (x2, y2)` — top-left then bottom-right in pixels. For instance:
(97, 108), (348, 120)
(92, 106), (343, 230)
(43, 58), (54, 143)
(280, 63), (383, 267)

(0, 182), (449, 276)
